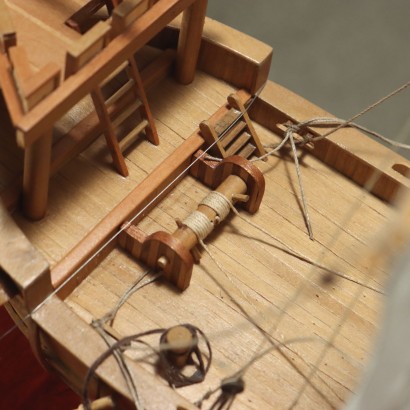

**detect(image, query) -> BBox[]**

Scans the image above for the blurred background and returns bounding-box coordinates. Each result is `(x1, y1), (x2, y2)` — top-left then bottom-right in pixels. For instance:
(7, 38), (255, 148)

(207, 0), (410, 151)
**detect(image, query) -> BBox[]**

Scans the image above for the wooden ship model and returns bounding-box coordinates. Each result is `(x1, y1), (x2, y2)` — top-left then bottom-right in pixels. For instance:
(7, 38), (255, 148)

(1, 0), (410, 408)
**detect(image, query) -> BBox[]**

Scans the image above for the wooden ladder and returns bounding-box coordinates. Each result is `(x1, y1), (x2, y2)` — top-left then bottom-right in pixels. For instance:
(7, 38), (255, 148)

(199, 93), (266, 160)
(91, 56), (159, 177)
(65, 21), (159, 177)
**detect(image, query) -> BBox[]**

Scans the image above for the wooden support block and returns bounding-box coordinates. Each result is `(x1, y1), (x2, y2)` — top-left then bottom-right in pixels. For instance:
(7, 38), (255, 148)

(120, 226), (194, 290)
(0, 0), (16, 54)
(111, 0), (149, 36)
(8, 46), (32, 82)
(9, 45), (61, 112)
(21, 64), (61, 110)
(176, 0), (207, 84)
(65, 21), (111, 79)
(65, 0), (114, 34)
(0, 201), (51, 310)
(20, 63), (61, 112)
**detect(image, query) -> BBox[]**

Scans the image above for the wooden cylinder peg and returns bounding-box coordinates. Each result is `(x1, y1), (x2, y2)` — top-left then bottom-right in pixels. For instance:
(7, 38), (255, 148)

(161, 325), (197, 368)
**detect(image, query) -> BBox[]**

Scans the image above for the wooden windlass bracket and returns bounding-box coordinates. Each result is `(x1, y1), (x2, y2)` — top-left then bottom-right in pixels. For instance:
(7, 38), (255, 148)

(119, 155), (265, 290)
(199, 92), (266, 160)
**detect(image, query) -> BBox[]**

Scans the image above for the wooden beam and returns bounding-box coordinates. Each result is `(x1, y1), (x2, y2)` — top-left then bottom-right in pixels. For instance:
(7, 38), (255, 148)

(0, 201), (51, 310)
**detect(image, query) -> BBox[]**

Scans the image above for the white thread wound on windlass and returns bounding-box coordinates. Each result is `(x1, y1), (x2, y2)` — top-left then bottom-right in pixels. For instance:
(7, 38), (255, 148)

(183, 211), (213, 241)
(200, 191), (231, 222)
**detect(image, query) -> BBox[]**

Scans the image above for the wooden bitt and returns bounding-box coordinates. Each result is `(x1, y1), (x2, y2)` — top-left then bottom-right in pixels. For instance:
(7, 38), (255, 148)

(120, 155), (265, 290)
(161, 325), (197, 368)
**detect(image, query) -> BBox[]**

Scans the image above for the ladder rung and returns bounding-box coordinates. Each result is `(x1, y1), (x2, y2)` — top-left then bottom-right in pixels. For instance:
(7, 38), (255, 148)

(220, 121), (247, 148)
(238, 142), (256, 159)
(225, 132), (252, 156)
(112, 100), (142, 128)
(105, 78), (135, 107)
(100, 61), (129, 87)
(214, 108), (240, 135)
(119, 119), (149, 152)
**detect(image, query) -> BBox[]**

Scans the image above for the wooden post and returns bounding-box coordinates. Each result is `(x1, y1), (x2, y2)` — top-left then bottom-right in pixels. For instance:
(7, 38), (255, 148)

(23, 130), (53, 220)
(176, 0), (207, 84)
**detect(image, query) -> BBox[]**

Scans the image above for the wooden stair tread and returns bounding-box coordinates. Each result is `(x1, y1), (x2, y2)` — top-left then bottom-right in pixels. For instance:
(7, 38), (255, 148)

(225, 131), (252, 156)
(100, 61), (129, 87)
(219, 120), (246, 148)
(105, 78), (135, 107)
(118, 119), (148, 151)
(238, 142), (256, 159)
(112, 100), (142, 128)
(214, 108), (240, 135)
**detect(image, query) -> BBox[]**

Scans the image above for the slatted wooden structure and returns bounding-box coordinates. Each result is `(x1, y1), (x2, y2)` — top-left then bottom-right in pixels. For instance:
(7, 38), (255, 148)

(200, 93), (266, 160)
(65, 20), (158, 177)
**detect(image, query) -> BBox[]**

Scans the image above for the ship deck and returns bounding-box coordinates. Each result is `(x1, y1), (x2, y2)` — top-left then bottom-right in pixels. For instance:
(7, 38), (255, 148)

(0, 2), (406, 406)
(3, 70), (397, 408)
